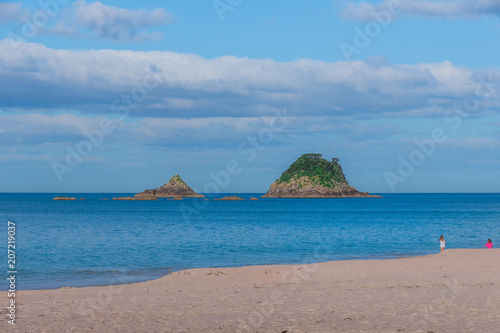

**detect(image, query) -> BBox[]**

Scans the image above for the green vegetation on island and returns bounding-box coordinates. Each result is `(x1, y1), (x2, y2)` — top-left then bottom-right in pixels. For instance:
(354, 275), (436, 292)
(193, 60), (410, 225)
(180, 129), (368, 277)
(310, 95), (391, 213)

(263, 153), (380, 198)
(276, 153), (347, 189)
(171, 174), (187, 186)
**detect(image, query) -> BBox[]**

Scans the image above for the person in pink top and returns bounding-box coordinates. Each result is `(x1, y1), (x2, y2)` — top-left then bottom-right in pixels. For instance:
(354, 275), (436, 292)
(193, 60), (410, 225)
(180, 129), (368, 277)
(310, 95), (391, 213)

(484, 239), (493, 249)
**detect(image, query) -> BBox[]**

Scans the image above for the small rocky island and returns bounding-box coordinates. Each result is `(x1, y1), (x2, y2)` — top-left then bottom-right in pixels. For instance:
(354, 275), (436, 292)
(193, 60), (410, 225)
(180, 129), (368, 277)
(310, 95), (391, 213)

(213, 196), (244, 201)
(134, 174), (205, 199)
(262, 153), (380, 198)
(53, 196), (77, 201)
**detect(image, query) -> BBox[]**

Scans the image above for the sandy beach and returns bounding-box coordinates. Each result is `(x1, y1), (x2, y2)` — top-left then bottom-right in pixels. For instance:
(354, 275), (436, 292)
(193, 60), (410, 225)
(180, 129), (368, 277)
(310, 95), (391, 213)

(4, 249), (499, 332)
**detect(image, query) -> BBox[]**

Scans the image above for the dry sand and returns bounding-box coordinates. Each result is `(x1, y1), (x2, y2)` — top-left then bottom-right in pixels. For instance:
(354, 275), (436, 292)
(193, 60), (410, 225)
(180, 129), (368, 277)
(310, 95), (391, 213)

(3, 249), (499, 332)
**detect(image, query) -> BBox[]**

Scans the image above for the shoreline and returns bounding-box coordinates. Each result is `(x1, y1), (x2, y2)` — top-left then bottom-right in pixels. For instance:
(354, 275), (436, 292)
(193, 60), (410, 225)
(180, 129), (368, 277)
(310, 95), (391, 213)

(8, 249), (499, 332)
(12, 250), (440, 292)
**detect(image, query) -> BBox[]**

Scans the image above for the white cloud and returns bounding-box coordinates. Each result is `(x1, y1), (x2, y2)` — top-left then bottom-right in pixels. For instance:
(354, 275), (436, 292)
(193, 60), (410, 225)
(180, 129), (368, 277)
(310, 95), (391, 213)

(0, 39), (498, 120)
(6, 1), (174, 42)
(341, 0), (500, 21)
(0, 113), (100, 145)
(44, 22), (82, 39)
(0, 2), (23, 23)
(0, 113), (290, 149)
(72, 1), (173, 41)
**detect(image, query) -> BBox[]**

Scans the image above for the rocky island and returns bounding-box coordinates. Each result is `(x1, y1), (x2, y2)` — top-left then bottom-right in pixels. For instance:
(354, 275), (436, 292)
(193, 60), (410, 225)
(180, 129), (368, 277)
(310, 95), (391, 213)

(134, 174), (205, 199)
(262, 153), (380, 198)
(112, 196), (157, 201)
(213, 196), (244, 201)
(53, 196), (77, 201)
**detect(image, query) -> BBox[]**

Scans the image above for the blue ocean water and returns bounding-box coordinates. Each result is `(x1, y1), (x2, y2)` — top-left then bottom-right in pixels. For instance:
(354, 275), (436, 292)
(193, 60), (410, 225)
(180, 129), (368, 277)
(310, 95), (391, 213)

(1, 193), (499, 290)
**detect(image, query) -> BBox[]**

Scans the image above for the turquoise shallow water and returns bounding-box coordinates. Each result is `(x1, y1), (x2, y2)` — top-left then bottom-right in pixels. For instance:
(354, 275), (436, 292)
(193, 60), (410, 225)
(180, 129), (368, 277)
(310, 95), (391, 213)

(1, 193), (499, 290)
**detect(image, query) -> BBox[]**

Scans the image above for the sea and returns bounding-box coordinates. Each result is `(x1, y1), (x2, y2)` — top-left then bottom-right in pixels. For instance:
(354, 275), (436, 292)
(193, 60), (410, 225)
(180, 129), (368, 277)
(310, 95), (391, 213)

(1, 193), (499, 290)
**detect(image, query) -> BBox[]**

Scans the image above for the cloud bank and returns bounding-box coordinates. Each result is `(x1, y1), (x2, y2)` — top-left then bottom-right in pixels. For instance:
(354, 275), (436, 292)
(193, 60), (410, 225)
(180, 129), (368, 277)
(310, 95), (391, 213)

(1, 40), (498, 120)
(341, 0), (500, 21)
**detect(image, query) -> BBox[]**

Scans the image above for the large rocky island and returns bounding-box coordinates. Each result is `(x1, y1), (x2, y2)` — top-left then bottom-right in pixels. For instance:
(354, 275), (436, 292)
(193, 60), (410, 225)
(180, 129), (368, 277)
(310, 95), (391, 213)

(134, 174), (205, 199)
(262, 153), (380, 198)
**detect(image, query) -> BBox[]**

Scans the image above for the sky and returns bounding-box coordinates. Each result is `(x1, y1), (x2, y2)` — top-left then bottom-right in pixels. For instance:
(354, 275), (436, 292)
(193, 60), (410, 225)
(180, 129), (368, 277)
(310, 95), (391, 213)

(0, 0), (499, 193)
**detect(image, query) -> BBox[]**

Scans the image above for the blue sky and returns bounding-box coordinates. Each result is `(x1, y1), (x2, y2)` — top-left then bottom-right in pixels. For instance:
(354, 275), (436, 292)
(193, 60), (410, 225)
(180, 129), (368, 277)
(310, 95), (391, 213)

(1, 0), (499, 193)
